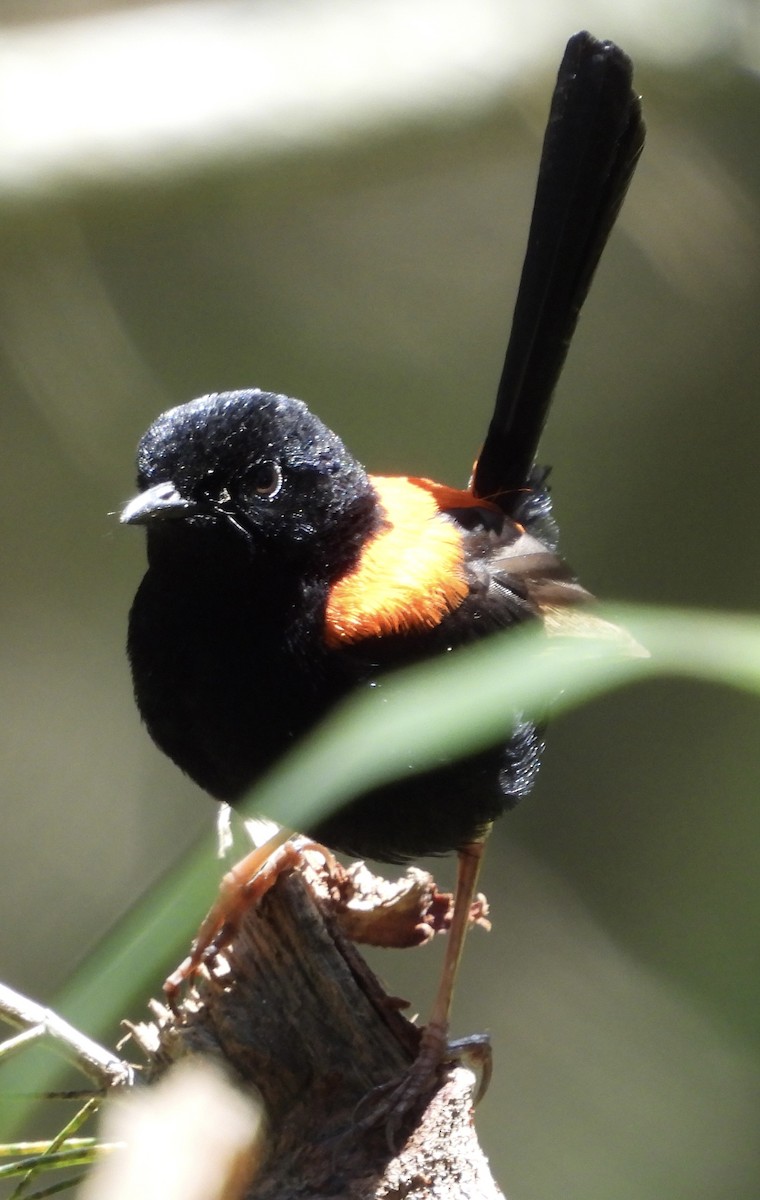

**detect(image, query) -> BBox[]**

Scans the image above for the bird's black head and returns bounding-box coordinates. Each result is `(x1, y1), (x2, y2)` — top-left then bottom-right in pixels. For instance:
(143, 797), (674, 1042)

(122, 389), (379, 576)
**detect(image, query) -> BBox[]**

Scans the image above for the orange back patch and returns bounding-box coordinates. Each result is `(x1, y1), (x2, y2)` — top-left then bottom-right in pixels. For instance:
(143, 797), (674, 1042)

(324, 475), (475, 647)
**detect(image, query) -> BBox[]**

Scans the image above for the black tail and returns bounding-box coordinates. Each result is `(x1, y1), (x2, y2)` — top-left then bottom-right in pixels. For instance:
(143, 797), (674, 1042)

(472, 31), (645, 509)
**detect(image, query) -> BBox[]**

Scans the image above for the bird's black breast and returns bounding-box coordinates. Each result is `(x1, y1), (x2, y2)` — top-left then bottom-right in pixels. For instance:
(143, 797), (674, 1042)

(127, 540), (341, 802)
(127, 504), (547, 862)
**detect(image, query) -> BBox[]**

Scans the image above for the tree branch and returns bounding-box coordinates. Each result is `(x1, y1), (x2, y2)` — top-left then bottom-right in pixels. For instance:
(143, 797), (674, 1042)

(129, 855), (503, 1199)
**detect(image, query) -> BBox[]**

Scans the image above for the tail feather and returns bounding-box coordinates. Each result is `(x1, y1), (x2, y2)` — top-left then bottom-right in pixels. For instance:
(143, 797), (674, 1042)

(473, 31), (645, 510)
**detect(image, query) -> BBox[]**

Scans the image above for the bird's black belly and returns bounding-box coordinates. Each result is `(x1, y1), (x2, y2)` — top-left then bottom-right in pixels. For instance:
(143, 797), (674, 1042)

(128, 564), (541, 863)
(312, 721), (541, 863)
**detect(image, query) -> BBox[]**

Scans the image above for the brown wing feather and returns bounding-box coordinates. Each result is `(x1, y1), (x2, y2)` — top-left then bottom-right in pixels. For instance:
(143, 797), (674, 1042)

(463, 522), (647, 657)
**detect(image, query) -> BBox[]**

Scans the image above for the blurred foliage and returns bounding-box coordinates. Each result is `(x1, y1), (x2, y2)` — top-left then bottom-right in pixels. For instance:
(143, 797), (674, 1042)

(1, 3), (759, 1198)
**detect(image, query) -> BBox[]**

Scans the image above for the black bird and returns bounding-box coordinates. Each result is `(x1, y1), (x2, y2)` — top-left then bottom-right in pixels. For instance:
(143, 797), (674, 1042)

(123, 30), (644, 1097)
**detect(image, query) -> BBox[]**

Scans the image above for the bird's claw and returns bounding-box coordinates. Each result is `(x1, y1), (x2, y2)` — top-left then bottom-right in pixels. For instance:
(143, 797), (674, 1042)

(163, 833), (333, 1011)
(351, 1023), (491, 1150)
(447, 1032), (492, 1104)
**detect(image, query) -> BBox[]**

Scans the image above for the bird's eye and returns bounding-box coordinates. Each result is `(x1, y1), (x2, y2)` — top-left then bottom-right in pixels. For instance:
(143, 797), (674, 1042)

(248, 460), (282, 499)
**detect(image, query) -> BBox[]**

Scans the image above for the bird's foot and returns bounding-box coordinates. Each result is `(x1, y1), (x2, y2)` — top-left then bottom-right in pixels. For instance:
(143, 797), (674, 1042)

(353, 1022), (492, 1148)
(163, 832), (334, 1010)
(447, 1032), (492, 1104)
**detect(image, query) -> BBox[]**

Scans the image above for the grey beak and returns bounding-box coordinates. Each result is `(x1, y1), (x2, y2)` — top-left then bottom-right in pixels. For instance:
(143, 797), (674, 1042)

(120, 481), (197, 526)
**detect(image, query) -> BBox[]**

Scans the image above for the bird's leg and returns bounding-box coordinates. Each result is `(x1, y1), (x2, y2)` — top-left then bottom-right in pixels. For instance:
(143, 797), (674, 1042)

(164, 828), (334, 1008)
(408, 837), (488, 1084)
(355, 834), (490, 1139)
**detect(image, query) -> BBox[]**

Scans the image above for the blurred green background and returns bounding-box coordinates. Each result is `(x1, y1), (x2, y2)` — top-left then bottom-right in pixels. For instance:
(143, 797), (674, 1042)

(1, 1), (759, 1197)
